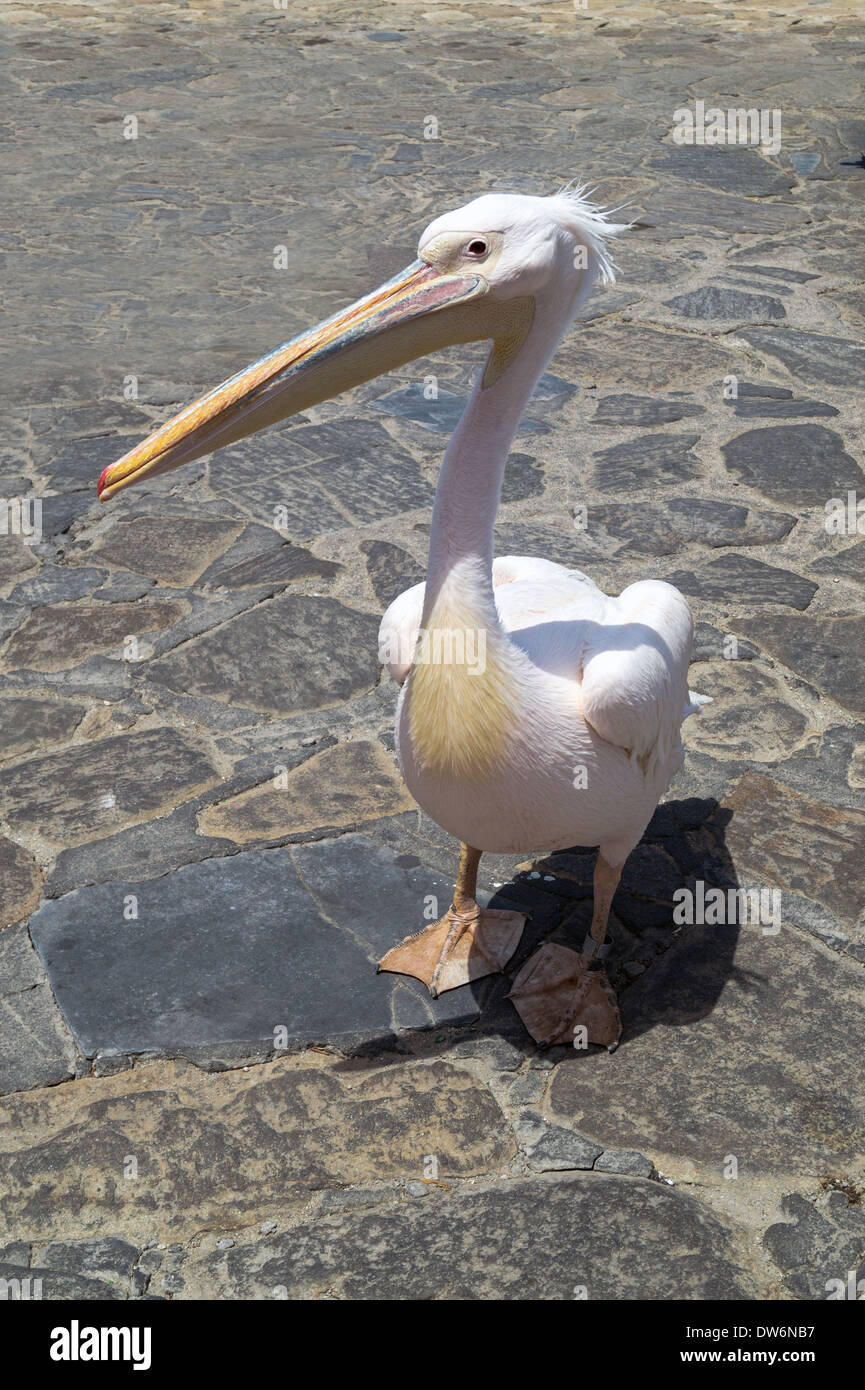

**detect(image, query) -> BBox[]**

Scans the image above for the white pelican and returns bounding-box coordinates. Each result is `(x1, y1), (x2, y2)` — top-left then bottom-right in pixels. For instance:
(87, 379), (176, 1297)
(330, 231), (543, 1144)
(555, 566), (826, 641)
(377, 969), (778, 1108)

(98, 189), (707, 1050)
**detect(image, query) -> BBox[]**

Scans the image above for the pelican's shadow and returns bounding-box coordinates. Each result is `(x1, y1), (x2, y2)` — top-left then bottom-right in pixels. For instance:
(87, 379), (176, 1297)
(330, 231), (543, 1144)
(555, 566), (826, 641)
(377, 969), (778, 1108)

(337, 793), (742, 1073)
(475, 794), (742, 1059)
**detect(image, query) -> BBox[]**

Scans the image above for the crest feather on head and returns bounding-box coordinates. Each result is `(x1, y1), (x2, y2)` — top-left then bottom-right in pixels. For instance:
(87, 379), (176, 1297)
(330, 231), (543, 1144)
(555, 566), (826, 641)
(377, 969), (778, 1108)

(547, 181), (632, 284)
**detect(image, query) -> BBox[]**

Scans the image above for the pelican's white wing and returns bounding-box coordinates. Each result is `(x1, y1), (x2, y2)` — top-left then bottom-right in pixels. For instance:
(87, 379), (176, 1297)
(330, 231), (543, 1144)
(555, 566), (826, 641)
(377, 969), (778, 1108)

(379, 555), (705, 784)
(377, 555), (601, 684)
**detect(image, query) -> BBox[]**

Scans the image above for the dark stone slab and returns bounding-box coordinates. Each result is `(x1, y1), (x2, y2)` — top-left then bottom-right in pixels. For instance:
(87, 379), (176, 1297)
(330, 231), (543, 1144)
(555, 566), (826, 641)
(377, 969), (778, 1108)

(290, 834), (504, 1029)
(29, 402), (154, 445)
(30, 837), (498, 1059)
(664, 287), (785, 322)
(0, 694), (86, 759)
(500, 451), (545, 503)
(39, 434), (131, 491)
(0, 836), (41, 929)
(732, 613), (865, 717)
(494, 521), (609, 569)
(93, 571), (156, 602)
(89, 516), (242, 586)
(36, 1237), (139, 1284)
(548, 921), (865, 1174)
(738, 327), (865, 387)
(3, 600), (185, 673)
(0, 922), (77, 1096)
(9, 565), (107, 607)
(726, 264), (820, 284)
(722, 771), (865, 926)
(763, 1192), (865, 1299)
(724, 395), (838, 420)
(196, 524), (338, 590)
(595, 497), (795, 557)
(209, 420), (435, 539)
(516, 1114), (603, 1172)
(148, 594), (381, 716)
(0, 536), (39, 586)
(372, 374), (571, 435)
(0, 728), (219, 850)
(193, 1173), (763, 1299)
(812, 542), (865, 586)
(361, 540), (424, 609)
(592, 394), (704, 426)
(595, 1149), (654, 1178)
(38, 493), (95, 539)
(45, 801), (235, 899)
(0, 602), (25, 644)
(649, 147), (794, 197)
(649, 186), (808, 235)
(590, 434), (702, 491)
(721, 425), (864, 506)
(0, 1264), (123, 1300)
(665, 554), (817, 610)
(734, 383), (793, 399)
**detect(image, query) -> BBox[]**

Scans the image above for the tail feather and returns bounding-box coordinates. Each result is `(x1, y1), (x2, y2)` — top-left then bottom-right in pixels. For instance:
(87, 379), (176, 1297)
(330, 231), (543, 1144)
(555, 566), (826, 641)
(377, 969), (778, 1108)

(683, 689), (712, 719)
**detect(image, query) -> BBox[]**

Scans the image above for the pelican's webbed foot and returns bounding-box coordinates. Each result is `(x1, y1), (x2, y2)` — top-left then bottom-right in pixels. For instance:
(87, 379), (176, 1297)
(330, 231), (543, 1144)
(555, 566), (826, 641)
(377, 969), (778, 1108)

(378, 903), (526, 996)
(377, 842), (526, 996)
(508, 940), (622, 1050)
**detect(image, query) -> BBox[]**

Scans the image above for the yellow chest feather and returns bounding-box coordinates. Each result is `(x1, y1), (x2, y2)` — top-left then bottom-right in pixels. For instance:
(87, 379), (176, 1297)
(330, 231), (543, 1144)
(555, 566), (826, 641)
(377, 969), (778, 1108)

(405, 591), (520, 780)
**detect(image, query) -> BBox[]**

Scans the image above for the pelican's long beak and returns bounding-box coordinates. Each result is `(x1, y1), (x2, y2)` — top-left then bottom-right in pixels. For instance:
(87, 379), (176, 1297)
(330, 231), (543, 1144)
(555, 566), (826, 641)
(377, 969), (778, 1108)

(98, 260), (497, 501)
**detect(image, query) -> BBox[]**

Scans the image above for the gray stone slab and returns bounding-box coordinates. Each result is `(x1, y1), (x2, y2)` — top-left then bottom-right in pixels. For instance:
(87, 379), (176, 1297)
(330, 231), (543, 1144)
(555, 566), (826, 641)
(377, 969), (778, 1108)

(45, 801), (235, 898)
(2, 599), (186, 673)
(595, 1149), (654, 1178)
(0, 695), (86, 759)
(208, 420), (435, 538)
(664, 287), (785, 322)
(732, 613), (865, 717)
(724, 395), (838, 420)
(812, 542), (865, 587)
(739, 327), (865, 387)
(148, 594), (381, 715)
(89, 516), (242, 586)
(763, 1192), (865, 1299)
(592, 394), (705, 426)
(196, 524), (338, 590)
(516, 1114), (603, 1171)
(649, 147), (794, 197)
(594, 497), (795, 556)
(548, 922), (865, 1174)
(9, 565), (107, 607)
(183, 1174), (764, 1299)
(665, 554), (817, 610)
(590, 434), (703, 491)
(0, 1264), (124, 1300)
(0, 729), (219, 850)
(30, 837), (493, 1059)
(721, 424), (864, 506)
(0, 923), (78, 1096)
(360, 539), (424, 609)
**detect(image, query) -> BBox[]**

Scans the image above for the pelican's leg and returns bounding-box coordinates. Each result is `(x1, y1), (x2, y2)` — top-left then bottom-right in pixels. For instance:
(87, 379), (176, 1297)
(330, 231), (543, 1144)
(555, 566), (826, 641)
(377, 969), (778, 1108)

(509, 853), (623, 1050)
(378, 843), (527, 997)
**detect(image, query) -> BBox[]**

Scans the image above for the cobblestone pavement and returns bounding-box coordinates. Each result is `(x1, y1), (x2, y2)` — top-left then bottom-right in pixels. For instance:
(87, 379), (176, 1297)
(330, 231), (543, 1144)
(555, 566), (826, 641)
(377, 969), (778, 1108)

(1, 0), (864, 1300)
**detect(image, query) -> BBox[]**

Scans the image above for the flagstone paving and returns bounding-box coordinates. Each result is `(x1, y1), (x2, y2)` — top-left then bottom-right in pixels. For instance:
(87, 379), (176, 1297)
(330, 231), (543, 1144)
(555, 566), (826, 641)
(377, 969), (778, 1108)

(0, 0), (863, 1300)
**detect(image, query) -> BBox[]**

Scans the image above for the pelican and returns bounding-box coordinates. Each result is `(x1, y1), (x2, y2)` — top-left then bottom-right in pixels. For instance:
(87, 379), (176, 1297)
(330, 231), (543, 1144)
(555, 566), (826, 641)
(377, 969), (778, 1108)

(98, 189), (708, 1050)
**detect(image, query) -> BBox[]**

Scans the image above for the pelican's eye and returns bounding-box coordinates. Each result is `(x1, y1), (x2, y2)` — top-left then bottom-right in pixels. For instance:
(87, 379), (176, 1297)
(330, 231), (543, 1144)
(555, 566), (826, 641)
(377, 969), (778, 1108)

(464, 238), (489, 259)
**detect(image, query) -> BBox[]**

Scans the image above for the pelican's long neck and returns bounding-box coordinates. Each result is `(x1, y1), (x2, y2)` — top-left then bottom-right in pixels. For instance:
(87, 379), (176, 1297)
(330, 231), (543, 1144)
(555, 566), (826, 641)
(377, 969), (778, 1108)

(405, 286), (584, 780)
(421, 288), (575, 626)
